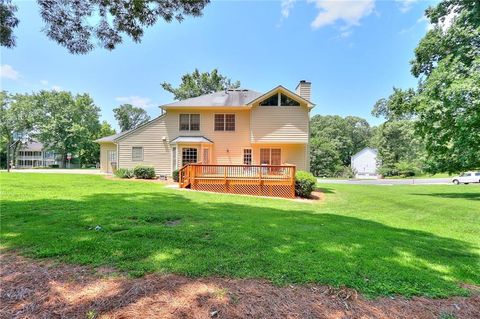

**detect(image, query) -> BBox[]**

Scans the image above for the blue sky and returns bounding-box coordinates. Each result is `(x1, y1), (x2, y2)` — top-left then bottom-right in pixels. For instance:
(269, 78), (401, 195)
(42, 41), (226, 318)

(1, 0), (435, 130)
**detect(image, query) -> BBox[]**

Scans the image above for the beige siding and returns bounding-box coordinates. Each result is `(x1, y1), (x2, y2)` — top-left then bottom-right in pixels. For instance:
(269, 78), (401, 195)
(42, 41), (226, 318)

(164, 109), (251, 167)
(252, 144), (307, 171)
(99, 142), (117, 173)
(117, 109), (252, 175)
(116, 116), (171, 176)
(250, 104), (309, 143)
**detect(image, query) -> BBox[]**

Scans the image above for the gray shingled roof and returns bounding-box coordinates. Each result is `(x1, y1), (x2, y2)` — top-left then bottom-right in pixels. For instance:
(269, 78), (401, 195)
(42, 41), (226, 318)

(162, 89), (263, 108)
(20, 140), (44, 151)
(95, 130), (130, 143)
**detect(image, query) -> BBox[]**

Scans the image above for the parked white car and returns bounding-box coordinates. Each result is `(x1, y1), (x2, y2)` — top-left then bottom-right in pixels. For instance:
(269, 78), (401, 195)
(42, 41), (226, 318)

(452, 172), (480, 184)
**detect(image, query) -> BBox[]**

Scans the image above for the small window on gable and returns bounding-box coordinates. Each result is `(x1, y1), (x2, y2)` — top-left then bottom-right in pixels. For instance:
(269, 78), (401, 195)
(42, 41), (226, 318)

(259, 93), (301, 106)
(280, 93), (300, 106)
(259, 94), (279, 106)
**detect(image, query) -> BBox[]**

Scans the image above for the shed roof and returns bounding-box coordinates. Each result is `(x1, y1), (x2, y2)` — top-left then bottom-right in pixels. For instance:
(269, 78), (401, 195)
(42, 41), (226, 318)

(170, 136), (213, 144)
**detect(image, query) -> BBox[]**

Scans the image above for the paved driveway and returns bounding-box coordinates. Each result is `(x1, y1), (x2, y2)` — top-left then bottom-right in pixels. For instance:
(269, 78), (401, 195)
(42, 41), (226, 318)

(8, 169), (105, 175)
(317, 178), (453, 185)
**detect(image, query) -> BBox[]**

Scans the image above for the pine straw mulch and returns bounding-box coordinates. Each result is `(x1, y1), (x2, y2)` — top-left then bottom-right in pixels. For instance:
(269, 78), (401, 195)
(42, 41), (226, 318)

(1, 252), (479, 319)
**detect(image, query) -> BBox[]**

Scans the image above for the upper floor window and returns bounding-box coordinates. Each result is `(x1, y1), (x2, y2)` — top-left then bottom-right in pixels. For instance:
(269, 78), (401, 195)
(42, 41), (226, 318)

(214, 114), (235, 131)
(259, 93), (300, 107)
(179, 114), (200, 131)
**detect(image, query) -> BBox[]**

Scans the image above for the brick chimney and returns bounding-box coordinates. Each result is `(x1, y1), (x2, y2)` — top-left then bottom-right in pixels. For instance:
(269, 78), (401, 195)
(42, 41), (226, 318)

(295, 80), (311, 101)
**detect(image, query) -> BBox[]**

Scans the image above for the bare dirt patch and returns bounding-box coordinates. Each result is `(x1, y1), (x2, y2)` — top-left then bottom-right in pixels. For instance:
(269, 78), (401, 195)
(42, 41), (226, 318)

(1, 252), (478, 319)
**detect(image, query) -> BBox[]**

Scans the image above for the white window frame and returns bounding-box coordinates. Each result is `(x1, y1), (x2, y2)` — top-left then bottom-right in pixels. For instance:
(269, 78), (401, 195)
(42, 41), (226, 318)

(243, 148), (252, 165)
(214, 113), (236, 131)
(182, 147), (198, 166)
(259, 92), (300, 107)
(132, 146), (144, 161)
(171, 147), (178, 171)
(179, 114), (200, 131)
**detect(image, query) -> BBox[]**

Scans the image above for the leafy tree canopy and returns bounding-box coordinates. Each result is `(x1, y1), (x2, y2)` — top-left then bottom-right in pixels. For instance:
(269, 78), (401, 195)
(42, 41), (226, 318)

(98, 121), (116, 138)
(372, 0), (480, 173)
(309, 115), (373, 177)
(34, 90), (102, 166)
(161, 69), (241, 100)
(0, 0), (19, 48)
(370, 120), (425, 177)
(1, 0), (209, 54)
(113, 104), (151, 132)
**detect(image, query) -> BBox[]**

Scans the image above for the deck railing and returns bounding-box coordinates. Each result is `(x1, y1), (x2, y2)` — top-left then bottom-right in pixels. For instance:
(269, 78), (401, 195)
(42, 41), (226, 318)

(179, 163), (296, 198)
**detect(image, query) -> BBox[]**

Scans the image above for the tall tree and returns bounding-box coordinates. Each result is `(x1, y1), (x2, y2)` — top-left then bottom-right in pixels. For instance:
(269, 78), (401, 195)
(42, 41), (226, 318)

(161, 69), (241, 100)
(373, 0), (480, 173)
(371, 120), (425, 177)
(309, 115), (374, 177)
(35, 90), (101, 167)
(0, 91), (36, 171)
(1, 0), (209, 54)
(113, 104), (150, 132)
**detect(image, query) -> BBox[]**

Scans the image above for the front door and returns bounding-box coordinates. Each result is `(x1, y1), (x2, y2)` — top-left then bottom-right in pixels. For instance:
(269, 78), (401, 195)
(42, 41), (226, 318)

(203, 148), (210, 164)
(107, 150), (117, 173)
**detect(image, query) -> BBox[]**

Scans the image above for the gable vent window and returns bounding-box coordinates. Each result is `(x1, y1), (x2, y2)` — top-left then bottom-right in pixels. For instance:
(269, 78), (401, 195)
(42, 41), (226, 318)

(179, 114), (200, 131)
(259, 93), (300, 106)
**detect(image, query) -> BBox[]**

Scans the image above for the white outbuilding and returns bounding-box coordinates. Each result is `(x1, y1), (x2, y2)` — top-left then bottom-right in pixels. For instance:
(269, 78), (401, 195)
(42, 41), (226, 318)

(351, 147), (379, 179)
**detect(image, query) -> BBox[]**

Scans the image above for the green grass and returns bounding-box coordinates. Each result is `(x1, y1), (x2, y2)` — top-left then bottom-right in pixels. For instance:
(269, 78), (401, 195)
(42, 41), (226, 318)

(1, 173), (479, 298)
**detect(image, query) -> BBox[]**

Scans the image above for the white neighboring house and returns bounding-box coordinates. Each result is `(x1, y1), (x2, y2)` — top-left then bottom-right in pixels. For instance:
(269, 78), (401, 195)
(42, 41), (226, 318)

(351, 147), (379, 179)
(15, 141), (62, 168)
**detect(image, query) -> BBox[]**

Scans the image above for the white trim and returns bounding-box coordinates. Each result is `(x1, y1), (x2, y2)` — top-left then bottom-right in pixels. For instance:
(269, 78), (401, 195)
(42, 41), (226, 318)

(171, 146), (178, 172)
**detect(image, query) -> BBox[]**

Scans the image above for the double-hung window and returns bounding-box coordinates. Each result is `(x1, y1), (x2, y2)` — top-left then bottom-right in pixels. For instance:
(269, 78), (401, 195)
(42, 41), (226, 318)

(132, 147), (143, 161)
(243, 149), (252, 165)
(179, 114), (200, 131)
(214, 114), (235, 131)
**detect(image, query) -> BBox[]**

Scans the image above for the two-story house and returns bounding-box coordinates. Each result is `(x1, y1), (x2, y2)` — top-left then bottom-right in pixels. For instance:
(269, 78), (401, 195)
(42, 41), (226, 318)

(15, 140), (62, 168)
(96, 81), (314, 176)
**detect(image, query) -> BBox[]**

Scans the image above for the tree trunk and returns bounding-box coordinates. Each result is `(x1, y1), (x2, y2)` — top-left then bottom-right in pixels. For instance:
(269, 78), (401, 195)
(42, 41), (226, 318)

(6, 136), (11, 172)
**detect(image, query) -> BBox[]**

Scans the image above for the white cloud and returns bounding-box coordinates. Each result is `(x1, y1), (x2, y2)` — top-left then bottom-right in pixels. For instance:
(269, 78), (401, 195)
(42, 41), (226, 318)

(397, 0), (418, 13)
(281, 0), (297, 18)
(40, 80), (49, 85)
(308, 0), (375, 30)
(0, 64), (20, 80)
(115, 96), (153, 109)
(51, 85), (62, 91)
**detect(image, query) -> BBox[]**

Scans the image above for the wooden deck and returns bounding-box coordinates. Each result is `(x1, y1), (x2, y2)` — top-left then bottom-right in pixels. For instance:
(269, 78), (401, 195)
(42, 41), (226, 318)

(179, 164), (296, 198)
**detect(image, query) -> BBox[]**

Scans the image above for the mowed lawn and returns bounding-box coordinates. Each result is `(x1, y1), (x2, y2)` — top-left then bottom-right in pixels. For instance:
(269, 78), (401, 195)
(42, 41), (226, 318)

(1, 173), (479, 298)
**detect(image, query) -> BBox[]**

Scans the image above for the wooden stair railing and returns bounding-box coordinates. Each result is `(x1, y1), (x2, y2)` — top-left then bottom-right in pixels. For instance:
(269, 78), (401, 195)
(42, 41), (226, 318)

(177, 163), (296, 198)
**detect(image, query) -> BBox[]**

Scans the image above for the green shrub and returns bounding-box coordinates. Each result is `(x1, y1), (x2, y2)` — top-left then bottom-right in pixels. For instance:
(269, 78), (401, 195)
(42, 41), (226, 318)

(115, 168), (134, 179)
(133, 166), (156, 179)
(49, 164), (60, 168)
(295, 170), (317, 198)
(172, 169), (179, 182)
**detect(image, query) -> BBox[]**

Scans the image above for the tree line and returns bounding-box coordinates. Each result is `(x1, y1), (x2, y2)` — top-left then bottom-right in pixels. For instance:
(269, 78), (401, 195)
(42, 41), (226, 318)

(309, 115), (425, 178)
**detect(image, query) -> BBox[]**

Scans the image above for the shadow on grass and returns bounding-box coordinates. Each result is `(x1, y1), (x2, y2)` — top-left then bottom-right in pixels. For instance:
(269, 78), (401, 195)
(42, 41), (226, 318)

(315, 187), (335, 194)
(1, 190), (479, 301)
(412, 192), (480, 201)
